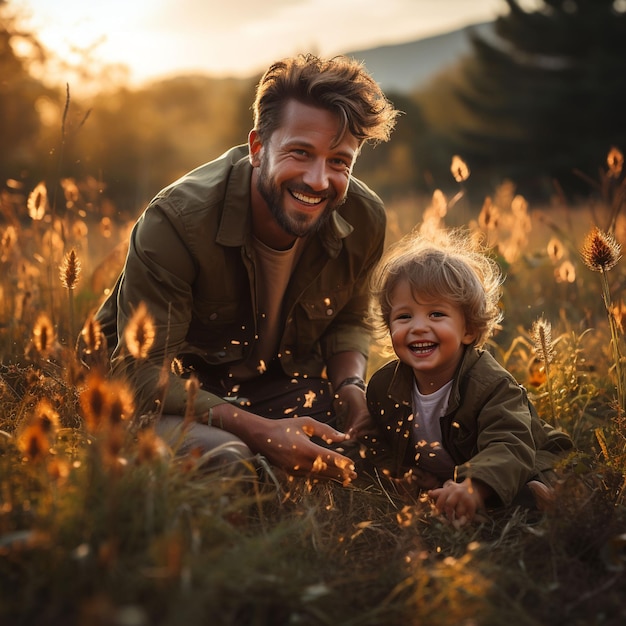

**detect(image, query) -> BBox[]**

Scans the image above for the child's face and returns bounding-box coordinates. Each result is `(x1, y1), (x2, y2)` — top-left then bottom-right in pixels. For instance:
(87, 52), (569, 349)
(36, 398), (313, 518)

(388, 279), (476, 393)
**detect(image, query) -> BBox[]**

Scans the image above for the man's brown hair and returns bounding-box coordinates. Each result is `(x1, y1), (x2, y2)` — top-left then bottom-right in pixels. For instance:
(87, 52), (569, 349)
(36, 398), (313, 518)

(253, 53), (399, 147)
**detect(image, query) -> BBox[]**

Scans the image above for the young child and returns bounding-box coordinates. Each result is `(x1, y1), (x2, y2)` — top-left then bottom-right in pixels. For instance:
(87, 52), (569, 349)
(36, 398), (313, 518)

(366, 229), (573, 525)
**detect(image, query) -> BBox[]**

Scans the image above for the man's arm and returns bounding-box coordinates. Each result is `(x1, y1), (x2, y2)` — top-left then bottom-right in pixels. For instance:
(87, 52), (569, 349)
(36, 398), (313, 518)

(326, 350), (375, 438)
(205, 400), (357, 483)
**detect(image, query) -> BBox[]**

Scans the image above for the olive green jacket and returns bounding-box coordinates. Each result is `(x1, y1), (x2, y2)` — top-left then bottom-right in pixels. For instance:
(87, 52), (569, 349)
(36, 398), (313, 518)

(95, 145), (386, 417)
(366, 347), (573, 505)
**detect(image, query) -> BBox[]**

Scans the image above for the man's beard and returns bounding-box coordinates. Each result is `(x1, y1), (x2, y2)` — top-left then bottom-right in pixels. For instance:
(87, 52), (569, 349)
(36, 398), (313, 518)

(256, 158), (346, 238)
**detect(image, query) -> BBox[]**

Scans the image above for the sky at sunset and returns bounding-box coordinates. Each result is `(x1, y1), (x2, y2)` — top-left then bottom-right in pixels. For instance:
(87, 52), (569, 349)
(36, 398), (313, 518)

(15, 0), (533, 88)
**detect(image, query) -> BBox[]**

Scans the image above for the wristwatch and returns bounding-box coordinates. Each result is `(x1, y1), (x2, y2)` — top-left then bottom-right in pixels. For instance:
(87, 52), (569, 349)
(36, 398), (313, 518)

(334, 376), (366, 392)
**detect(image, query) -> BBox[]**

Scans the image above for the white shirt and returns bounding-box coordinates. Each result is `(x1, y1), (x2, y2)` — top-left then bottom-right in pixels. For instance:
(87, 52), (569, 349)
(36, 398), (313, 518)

(410, 379), (456, 478)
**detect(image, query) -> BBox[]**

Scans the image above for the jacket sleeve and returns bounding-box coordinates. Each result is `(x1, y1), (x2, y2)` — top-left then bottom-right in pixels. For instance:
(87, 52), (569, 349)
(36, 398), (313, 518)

(109, 203), (229, 418)
(319, 200), (386, 359)
(453, 376), (538, 506)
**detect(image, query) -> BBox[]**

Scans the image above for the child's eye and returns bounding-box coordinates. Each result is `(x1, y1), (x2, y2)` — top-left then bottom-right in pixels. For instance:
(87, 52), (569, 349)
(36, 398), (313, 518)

(393, 313), (411, 321)
(430, 311), (446, 318)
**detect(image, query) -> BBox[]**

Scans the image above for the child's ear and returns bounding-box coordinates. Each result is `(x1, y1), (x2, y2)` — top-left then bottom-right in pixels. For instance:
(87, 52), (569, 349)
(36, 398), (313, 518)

(462, 327), (477, 345)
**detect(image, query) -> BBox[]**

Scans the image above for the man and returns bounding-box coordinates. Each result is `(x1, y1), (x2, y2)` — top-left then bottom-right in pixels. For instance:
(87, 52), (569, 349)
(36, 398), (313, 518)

(94, 54), (399, 483)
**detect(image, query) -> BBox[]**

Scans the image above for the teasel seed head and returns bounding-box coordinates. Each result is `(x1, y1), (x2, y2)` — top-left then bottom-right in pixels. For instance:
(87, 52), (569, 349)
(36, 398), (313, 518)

(581, 227), (622, 272)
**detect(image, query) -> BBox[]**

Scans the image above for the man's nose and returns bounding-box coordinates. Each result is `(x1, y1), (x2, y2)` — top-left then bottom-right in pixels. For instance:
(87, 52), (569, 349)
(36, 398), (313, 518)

(302, 159), (329, 191)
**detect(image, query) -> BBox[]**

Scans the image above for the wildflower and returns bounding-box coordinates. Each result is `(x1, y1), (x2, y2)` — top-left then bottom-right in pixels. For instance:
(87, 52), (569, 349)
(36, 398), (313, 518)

(527, 358), (547, 387)
(607, 147), (624, 178)
(31, 398), (60, 436)
(136, 428), (169, 464)
(531, 318), (554, 365)
(80, 372), (109, 431)
(72, 220), (88, 240)
(511, 194), (528, 217)
(555, 260), (576, 283)
(32, 313), (55, 357)
(1, 225), (17, 262)
(17, 424), (50, 462)
(450, 155), (470, 182)
(581, 227), (625, 411)
(477, 198), (499, 231)
(61, 178), (80, 208)
(170, 357), (184, 376)
(27, 182), (48, 220)
(80, 315), (103, 354)
(547, 237), (565, 262)
(124, 302), (156, 359)
(106, 379), (135, 426)
(580, 227), (621, 272)
(59, 249), (81, 289)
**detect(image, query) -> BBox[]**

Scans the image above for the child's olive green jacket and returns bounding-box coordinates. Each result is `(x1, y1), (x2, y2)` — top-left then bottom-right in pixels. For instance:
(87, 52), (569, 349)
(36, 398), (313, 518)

(366, 346), (573, 506)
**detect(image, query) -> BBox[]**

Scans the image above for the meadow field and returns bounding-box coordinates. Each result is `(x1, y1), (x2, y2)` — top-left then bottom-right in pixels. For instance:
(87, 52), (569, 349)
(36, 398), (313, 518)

(1, 152), (626, 626)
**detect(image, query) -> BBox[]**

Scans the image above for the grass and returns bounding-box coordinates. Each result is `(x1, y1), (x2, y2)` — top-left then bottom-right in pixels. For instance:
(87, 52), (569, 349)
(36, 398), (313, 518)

(2, 151), (626, 625)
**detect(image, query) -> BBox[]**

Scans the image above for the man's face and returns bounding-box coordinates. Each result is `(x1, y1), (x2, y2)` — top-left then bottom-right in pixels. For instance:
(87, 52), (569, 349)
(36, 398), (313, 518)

(249, 100), (360, 240)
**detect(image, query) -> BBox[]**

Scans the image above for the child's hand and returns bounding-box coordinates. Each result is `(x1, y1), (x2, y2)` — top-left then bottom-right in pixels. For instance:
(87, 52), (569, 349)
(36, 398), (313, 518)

(428, 478), (491, 527)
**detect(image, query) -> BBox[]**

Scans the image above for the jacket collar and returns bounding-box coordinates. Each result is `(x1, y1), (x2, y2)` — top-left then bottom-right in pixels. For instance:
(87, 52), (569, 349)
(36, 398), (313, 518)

(387, 344), (481, 411)
(215, 147), (354, 259)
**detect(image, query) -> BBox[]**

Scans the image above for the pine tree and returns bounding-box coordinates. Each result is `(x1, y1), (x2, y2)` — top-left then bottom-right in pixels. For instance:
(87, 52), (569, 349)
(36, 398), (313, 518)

(445, 0), (626, 198)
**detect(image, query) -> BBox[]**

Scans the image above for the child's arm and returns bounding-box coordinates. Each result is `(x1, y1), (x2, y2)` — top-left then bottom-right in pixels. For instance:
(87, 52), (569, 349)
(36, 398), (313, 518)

(428, 478), (493, 526)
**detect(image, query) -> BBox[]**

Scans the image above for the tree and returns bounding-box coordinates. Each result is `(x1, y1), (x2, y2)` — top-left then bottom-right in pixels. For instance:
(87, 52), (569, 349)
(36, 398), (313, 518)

(435, 0), (626, 200)
(0, 0), (59, 188)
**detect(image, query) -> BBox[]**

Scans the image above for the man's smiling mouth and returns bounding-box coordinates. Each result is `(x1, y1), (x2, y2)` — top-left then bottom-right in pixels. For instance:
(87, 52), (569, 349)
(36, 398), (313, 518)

(291, 190), (323, 206)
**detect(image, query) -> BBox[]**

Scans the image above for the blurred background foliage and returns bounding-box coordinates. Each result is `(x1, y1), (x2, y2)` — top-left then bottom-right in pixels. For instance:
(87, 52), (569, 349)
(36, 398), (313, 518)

(2, 0), (626, 216)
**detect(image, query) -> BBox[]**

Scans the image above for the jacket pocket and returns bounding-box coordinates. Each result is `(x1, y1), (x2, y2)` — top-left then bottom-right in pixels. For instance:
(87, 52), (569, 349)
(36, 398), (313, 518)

(188, 300), (252, 363)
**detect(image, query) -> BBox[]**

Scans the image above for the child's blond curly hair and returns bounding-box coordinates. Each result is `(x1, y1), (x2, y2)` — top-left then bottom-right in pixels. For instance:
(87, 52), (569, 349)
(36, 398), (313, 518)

(370, 228), (504, 349)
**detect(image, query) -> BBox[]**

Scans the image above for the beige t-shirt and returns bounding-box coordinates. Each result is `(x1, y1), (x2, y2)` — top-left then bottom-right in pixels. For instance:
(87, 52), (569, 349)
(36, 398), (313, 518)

(229, 236), (306, 381)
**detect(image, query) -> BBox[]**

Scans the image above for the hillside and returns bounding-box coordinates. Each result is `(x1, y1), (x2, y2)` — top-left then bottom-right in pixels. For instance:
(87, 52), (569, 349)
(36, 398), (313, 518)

(344, 21), (494, 93)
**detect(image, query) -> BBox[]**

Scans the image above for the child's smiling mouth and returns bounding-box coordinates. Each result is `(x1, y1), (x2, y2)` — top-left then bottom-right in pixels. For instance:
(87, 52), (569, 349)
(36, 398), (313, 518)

(409, 341), (437, 354)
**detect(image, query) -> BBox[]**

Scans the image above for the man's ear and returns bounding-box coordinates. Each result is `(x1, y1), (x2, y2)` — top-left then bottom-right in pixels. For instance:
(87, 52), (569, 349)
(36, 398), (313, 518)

(248, 129), (262, 166)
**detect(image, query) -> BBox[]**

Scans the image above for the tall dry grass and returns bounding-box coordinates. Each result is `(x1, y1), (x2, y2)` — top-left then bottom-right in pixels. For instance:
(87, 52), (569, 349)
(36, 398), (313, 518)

(2, 132), (626, 624)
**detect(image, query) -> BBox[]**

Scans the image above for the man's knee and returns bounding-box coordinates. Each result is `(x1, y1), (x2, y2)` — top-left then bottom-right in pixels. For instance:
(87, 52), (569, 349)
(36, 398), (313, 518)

(154, 415), (254, 468)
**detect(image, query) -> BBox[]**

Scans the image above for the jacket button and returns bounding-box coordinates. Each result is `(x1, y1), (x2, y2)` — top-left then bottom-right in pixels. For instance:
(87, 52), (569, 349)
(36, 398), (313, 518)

(326, 308), (333, 316)
(209, 313), (218, 321)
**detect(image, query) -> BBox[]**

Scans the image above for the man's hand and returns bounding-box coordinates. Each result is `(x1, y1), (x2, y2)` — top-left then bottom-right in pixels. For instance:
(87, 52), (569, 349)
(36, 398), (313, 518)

(428, 478), (491, 527)
(208, 402), (357, 484)
(260, 416), (357, 484)
(334, 384), (376, 439)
